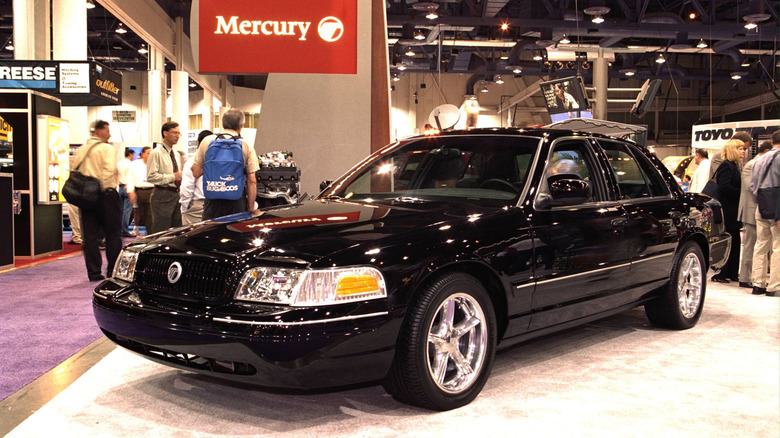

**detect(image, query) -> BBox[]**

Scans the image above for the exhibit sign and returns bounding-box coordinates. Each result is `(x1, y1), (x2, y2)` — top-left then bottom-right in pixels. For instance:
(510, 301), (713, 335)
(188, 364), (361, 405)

(36, 115), (70, 204)
(0, 61), (122, 106)
(197, 0), (357, 74)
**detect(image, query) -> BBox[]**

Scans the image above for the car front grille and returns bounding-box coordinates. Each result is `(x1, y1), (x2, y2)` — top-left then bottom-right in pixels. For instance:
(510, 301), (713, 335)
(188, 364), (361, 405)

(135, 255), (234, 303)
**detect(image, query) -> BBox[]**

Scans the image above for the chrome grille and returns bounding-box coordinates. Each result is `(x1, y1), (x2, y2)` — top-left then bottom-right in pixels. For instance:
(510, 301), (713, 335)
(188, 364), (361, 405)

(136, 255), (234, 302)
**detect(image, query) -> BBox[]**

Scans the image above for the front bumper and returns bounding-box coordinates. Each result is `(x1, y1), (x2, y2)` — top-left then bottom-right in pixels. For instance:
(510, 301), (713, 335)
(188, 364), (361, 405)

(93, 279), (400, 389)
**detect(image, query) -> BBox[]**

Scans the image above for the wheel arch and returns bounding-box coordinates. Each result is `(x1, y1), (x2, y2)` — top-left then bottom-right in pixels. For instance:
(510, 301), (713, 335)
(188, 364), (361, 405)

(679, 230), (710, 270)
(411, 260), (509, 341)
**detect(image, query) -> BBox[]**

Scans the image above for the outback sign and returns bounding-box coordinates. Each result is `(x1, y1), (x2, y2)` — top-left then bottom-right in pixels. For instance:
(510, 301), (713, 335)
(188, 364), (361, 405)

(198, 0), (357, 74)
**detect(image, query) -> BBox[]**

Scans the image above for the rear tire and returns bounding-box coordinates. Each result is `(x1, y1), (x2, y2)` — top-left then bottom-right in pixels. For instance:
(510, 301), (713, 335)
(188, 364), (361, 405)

(383, 272), (497, 411)
(645, 241), (706, 329)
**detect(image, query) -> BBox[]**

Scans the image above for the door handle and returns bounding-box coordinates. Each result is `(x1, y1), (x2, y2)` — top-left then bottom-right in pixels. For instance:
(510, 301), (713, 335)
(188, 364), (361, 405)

(611, 217), (629, 233)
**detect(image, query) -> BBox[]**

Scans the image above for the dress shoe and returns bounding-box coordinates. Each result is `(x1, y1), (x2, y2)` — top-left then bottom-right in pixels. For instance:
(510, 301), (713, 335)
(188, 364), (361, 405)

(710, 275), (729, 283)
(738, 282), (752, 288)
(766, 291), (778, 297)
(752, 286), (767, 295)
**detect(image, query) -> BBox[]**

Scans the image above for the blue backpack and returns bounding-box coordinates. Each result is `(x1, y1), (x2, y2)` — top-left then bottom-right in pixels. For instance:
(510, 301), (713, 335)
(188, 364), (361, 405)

(202, 134), (245, 200)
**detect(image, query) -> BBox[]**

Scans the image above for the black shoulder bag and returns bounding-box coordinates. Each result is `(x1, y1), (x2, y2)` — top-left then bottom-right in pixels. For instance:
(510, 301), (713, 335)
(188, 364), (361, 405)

(756, 153), (779, 220)
(62, 143), (102, 210)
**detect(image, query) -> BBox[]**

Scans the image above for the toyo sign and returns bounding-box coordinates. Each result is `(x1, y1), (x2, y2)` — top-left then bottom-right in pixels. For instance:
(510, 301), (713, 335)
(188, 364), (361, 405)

(197, 0), (357, 74)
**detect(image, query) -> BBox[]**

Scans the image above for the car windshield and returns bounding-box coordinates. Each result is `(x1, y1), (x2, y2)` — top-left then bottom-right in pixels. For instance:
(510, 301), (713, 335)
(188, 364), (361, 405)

(321, 135), (540, 206)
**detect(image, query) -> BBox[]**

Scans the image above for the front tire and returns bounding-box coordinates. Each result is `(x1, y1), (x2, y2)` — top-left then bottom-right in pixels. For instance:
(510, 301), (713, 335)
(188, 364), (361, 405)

(645, 241), (706, 329)
(383, 272), (497, 411)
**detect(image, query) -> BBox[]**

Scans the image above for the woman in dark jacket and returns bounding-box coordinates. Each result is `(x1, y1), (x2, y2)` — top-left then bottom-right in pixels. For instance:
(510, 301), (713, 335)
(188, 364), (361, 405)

(711, 139), (746, 283)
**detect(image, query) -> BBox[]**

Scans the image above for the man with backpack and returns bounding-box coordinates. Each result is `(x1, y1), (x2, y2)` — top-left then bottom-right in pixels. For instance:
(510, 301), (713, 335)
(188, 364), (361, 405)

(192, 108), (259, 220)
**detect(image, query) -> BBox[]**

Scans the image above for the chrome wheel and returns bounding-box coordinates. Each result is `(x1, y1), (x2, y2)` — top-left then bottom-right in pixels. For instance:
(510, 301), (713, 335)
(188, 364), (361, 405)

(677, 252), (703, 318)
(426, 293), (488, 394)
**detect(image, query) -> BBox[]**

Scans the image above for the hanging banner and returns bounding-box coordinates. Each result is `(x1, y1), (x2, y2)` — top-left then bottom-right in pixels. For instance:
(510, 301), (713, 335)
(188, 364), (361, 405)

(0, 61), (122, 106)
(196, 0), (357, 74)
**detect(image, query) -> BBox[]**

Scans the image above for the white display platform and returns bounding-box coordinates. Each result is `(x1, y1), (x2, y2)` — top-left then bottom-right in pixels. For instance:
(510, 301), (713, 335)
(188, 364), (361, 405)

(7, 283), (779, 437)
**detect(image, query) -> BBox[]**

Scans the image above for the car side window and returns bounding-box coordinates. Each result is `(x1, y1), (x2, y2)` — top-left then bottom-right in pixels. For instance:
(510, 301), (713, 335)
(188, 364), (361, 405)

(632, 149), (670, 197)
(599, 141), (655, 199)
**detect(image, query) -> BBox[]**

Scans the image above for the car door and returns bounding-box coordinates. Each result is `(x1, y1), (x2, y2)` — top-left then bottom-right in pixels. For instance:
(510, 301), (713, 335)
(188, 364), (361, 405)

(528, 138), (632, 331)
(596, 139), (680, 301)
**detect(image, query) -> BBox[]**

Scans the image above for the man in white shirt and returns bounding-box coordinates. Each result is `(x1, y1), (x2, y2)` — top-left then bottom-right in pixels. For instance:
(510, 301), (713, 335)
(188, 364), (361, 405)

(688, 149), (711, 193)
(130, 146), (153, 235)
(116, 148), (136, 236)
(179, 130), (211, 225)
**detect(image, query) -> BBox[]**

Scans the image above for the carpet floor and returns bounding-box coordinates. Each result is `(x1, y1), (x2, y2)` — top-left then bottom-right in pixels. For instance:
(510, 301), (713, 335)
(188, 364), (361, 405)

(0, 253), (104, 401)
(5, 280), (778, 437)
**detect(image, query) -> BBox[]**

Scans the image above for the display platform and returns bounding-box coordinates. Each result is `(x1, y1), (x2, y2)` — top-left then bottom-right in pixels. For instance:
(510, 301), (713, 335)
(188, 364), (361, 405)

(5, 283), (779, 437)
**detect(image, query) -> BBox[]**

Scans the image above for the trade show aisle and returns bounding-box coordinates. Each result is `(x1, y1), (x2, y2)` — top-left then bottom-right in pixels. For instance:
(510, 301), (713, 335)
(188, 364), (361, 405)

(3, 281), (778, 437)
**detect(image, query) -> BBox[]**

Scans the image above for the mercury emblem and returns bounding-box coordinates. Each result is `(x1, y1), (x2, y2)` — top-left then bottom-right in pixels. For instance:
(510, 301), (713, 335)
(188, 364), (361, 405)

(167, 261), (183, 284)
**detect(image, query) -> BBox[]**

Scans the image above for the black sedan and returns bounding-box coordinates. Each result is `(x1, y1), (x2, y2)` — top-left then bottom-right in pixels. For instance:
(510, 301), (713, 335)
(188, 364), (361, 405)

(94, 128), (730, 411)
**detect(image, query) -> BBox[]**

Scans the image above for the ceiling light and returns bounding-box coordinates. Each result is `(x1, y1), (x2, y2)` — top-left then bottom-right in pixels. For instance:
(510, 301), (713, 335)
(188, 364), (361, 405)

(189, 82), (196, 88)
(511, 66), (522, 74)
(500, 23), (509, 31)
(116, 23), (127, 34)
(591, 15), (605, 24)
(392, 75), (400, 82)
(425, 10), (438, 20)
(559, 34), (571, 44)
(405, 47), (415, 57)
(741, 59), (751, 68)
(138, 43), (148, 54)
(655, 54), (666, 64)
(397, 64), (407, 71)
(533, 50), (543, 61)
(494, 75), (504, 84)
(620, 68), (636, 76)
(696, 39), (707, 48)
(744, 21), (758, 30)
(500, 52), (509, 60)
(584, 6), (610, 24)
(414, 30), (425, 40)
(688, 12), (696, 20)
(86, 0), (96, 9)
(731, 72), (743, 80)
(480, 86), (489, 93)
(4, 40), (13, 51)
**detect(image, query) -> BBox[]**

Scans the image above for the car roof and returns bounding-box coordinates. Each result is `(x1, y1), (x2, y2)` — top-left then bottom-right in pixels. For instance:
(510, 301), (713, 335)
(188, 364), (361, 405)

(409, 126), (641, 147)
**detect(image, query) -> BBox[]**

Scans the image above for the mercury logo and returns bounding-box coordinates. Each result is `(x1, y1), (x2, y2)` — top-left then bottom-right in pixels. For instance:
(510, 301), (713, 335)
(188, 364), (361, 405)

(167, 261), (183, 284)
(318, 17), (344, 42)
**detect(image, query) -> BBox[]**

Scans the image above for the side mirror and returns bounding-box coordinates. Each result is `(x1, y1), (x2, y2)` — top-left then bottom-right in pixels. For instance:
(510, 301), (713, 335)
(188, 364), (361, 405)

(319, 180), (333, 191)
(549, 179), (591, 205)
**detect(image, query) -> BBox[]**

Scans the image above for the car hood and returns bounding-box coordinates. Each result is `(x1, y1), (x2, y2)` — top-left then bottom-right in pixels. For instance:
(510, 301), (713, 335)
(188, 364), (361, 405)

(133, 199), (502, 264)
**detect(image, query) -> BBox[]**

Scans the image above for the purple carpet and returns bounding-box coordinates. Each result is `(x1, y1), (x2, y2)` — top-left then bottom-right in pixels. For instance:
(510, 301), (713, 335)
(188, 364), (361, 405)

(0, 253), (105, 401)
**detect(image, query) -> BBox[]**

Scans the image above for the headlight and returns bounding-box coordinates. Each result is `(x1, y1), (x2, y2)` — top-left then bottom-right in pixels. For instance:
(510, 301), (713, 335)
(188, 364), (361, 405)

(235, 266), (387, 306)
(113, 249), (139, 282)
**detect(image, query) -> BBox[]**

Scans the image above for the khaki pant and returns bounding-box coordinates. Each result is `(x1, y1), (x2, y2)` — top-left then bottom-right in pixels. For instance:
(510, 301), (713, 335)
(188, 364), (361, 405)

(182, 198), (204, 225)
(752, 209), (779, 293)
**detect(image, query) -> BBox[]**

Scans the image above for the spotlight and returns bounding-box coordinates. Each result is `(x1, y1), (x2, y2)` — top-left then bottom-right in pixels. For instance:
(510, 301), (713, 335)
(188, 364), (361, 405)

(501, 23), (509, 31)
(559, 34), (571, 44)
(655, 54), (666, 64)
(696, 39), (708, 48)
(116, 23), (128, 34)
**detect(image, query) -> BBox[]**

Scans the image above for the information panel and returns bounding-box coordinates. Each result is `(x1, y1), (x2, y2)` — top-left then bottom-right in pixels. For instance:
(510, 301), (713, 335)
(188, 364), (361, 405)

(36, 115), (70, 204)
